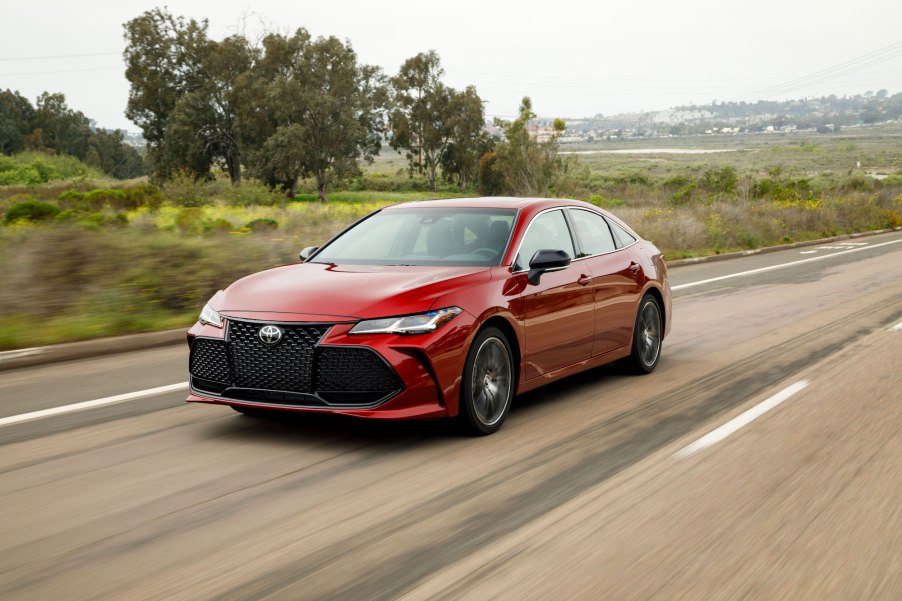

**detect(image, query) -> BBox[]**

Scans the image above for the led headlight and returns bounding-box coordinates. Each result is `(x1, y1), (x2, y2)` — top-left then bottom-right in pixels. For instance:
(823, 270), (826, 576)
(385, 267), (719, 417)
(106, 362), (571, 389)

(349, 307), (462, 335)
(199, 303), (223, 328)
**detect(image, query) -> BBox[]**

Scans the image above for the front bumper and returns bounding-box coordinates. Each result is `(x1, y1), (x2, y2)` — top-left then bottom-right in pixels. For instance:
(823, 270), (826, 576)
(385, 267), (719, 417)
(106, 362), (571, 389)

(186, 313), (474, 420)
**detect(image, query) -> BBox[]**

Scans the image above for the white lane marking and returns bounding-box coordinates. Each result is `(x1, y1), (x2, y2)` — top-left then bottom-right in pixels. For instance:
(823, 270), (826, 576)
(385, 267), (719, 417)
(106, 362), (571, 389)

(0, 382), (188, 428)
(675, 380), (810, 458)
(799, 250), (817, 254)
(0, 348), (45, 362)
(892, 321), (902, 331)
(672, 238), (902, 291)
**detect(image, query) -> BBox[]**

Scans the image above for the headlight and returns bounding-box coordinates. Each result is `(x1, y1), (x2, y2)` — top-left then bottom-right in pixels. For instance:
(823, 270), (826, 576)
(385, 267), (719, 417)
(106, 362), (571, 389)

(348, 307), (462, 335)
(199, 304), (223, 328)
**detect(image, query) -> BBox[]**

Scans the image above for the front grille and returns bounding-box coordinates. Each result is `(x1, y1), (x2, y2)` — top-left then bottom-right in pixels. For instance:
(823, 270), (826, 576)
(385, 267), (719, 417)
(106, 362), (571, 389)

(188, 319), (403, 407)
(317, 348), (401, 392)
(228, 321), (330, 393)
(190, 338), (230, 383)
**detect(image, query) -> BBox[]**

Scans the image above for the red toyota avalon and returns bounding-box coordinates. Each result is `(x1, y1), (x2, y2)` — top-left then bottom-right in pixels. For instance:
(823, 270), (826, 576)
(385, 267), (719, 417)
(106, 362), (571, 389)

(187, 197), (671, 434)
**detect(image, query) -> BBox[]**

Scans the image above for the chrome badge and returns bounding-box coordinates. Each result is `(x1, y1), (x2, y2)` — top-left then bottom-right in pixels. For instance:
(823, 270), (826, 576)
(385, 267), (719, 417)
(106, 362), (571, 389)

(258, 325), (283, 345)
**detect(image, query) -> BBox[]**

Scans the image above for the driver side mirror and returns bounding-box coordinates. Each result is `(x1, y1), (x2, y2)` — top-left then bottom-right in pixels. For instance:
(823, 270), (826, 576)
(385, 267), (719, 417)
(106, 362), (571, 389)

(527, 249), (571, 285)
(299, 246), (318, 262)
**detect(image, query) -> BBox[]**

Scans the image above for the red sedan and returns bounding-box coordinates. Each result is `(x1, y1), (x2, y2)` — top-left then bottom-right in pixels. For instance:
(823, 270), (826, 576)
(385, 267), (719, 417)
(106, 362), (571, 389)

(187, 197), (672, 434)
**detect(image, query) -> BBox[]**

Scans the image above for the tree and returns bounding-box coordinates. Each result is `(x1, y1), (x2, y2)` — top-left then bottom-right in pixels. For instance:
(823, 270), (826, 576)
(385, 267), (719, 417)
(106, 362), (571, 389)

(441, 86), (491, 191)
(389, 51), (455, 191)
(246, 32), (387, 201)
(0, 89), (34, 155)
(87, 129), (145, 179)
(123, 8), (211, 179)
(168, 35), (256, 183)
(489, 97), (566, 197)
(33, 92), (94, 158)
(237, 30), (310, 193)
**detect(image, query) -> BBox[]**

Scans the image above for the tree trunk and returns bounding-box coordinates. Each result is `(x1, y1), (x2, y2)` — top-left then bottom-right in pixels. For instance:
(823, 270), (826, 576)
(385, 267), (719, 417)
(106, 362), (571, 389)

(458, 167), (467, 192)
(227, 150), (241, 185)
(428, 163), (437, 192)
(316, 172), (329, 203)
(287, 177), (298, 199)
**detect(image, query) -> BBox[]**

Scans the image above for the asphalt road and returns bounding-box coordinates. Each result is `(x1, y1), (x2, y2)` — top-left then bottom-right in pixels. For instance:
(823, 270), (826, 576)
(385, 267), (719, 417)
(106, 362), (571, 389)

(1, 230), (901, 600)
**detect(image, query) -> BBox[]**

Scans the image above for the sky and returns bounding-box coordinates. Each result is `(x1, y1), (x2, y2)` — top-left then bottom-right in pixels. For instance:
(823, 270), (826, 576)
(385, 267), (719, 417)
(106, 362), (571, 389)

(1, 0), (901, 132)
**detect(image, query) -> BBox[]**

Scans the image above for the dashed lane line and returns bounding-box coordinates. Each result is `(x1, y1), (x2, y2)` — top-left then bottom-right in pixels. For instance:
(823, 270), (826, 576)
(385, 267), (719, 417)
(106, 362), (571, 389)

(675, 380), (810, 458)
(671, 238), (902, 291)
(0, 382), (188, 428)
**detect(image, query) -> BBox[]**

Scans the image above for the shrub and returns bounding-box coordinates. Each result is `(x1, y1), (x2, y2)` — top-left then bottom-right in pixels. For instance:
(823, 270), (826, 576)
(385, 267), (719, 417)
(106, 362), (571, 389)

(222, 180), (283, 207)
(246, 218), (279, 231)
(163, 171), (213, 207)
(56, 184), (163, 212)
(202, 218), (234, 234)
(587, 194), (624, 208)
(699, 167), (738, 196)
(3, 199), (61, 224)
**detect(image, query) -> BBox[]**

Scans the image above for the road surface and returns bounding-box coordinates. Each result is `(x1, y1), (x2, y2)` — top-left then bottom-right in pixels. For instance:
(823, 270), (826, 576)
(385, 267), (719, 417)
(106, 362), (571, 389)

(1, 230), (901, 600)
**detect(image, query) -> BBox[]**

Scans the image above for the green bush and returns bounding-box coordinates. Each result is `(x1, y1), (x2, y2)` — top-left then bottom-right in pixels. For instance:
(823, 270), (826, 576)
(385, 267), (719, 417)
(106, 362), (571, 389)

(246, 218), (279, 231)
(0, 152), (98, 185)
(0, 165), (42, 186)
(587, 194), (624, 208)
(4, 199), (61, 223)
(0, 156), (16, 173)
(56, 184), (163, 212)
(202, 217), (234, 233)
(222, 180), (283, 207)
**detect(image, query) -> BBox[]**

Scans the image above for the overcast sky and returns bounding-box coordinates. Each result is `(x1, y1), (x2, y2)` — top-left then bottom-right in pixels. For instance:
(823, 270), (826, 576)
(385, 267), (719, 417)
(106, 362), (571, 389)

(2, 0), (901, 131)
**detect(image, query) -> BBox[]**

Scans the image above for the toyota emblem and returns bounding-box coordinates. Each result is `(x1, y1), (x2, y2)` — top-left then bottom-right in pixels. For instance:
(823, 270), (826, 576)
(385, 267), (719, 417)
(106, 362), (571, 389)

(258, 325), (283, 345)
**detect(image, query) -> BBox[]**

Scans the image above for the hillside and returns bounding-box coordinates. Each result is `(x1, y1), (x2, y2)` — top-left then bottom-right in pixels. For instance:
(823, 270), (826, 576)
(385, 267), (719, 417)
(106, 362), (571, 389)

(556, 90), (902, 141)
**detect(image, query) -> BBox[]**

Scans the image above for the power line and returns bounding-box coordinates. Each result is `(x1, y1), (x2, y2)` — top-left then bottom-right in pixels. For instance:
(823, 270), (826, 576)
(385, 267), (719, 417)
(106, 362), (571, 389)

(0, 66), (123, 77)
(731, 40), (902, 101)
(0, 51), (121, 62)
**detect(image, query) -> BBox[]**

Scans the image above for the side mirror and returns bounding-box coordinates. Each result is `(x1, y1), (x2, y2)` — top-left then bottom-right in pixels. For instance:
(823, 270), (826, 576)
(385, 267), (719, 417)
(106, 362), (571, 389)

(299, 246), (318, 262)
(527, 249), (571, 285)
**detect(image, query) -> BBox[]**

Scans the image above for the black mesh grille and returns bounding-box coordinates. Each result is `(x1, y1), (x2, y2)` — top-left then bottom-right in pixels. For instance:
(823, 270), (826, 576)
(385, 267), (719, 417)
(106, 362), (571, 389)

(190, 338), (230, 383)
(228, 321), (330, 392)
(317, 347), (401, 393)
(188, 320), (403, 406)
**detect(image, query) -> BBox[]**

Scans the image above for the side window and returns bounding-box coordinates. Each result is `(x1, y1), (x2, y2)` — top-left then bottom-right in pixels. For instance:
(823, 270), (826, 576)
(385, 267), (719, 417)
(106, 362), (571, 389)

(569, 209), (616, 256)
(607, 219), (637, 248)
(515, 210), (575, 270)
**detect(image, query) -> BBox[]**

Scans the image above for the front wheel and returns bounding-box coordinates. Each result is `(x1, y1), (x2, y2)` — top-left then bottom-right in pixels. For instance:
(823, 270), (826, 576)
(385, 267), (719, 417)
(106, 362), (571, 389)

(621, 294), (663, 374)
(459, 327), (515, 435)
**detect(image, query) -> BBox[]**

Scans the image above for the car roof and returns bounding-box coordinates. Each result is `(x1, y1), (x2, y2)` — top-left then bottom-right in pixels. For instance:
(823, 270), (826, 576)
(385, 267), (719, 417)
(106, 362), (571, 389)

(384, 197), (597, 211)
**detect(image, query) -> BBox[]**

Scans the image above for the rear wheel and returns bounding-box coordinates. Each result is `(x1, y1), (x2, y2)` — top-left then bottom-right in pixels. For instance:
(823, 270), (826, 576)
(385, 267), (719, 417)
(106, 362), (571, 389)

(621, 294), (663, 374)
(459, 327), (514, 435)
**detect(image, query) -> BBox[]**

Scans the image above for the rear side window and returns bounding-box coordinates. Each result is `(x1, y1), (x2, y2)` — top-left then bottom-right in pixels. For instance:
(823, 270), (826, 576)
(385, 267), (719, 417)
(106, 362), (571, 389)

(515, 209), (575, 270)
(568, 209), (616, 256)
(607, 219), (637, 248)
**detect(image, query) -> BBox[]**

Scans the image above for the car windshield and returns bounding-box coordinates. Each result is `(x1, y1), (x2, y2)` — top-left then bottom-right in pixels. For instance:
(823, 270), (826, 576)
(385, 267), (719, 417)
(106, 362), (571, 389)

(310, 207), (518, 266)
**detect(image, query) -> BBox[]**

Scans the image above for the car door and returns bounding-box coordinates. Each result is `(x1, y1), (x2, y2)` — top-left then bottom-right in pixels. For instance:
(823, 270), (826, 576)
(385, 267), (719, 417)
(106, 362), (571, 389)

(566, 208), (642, 356)
(512, 209), (595, 380)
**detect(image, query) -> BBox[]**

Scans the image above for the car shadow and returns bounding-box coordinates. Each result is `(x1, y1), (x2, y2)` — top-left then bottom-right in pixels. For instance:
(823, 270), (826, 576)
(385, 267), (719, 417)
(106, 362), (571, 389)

(512, 362), (626, 415)
(202, 362), (634, 446)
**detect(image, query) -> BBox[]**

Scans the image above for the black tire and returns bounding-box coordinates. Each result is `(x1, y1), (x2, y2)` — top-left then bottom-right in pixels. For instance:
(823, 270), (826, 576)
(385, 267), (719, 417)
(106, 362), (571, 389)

(620, 294), (663, 374)
(459, 327), (515, 435)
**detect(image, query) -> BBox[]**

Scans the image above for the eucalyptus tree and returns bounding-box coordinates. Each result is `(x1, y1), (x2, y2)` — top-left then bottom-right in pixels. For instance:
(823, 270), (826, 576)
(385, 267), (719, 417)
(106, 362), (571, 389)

(246, 30), (387, 201)
(389, 50), (455, 191)
(124, 8), (210, 179)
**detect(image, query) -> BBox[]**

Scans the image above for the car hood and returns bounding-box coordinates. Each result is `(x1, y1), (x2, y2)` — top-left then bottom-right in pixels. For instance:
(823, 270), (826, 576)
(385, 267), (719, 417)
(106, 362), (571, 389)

(216, 262), (491, 320)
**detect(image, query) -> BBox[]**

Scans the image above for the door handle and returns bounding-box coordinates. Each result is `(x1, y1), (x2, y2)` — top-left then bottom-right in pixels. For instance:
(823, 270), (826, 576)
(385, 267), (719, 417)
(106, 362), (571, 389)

(577, 274), (591, 286)
(628, 262), (641, 272)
